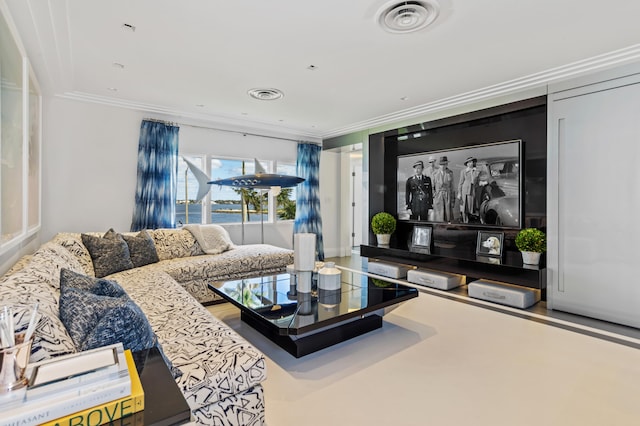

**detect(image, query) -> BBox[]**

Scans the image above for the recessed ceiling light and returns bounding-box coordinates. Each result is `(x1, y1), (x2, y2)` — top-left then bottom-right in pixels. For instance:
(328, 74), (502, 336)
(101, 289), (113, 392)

(400, 96), (409, 101)
(247, 88), (284, 101)
(376, 0), (440, 34)
(122, 23), (136, 32)
(107, 87), (118, 92)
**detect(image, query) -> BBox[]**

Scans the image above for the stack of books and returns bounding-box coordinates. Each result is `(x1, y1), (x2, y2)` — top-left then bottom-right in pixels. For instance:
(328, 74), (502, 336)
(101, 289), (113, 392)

(0, 343), (144, 426)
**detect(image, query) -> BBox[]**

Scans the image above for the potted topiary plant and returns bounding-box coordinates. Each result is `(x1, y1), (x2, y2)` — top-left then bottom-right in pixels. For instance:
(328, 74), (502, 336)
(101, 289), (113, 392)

(371, 212), (396, 246)
(515, 228), (546, 265)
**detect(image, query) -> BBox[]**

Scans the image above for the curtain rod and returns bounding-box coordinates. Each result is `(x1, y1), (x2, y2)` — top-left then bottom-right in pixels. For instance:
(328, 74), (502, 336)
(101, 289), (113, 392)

(143, 118), (178, 126)
(144, 118), (320, 144)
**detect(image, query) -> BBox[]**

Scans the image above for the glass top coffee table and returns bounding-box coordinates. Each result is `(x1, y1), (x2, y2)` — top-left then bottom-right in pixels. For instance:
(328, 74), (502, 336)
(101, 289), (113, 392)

(208, 269), (418, 357)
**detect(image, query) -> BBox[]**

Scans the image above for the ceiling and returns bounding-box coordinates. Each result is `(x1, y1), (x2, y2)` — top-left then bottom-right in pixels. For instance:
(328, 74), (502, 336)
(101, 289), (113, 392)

(4, 0), (640, 140)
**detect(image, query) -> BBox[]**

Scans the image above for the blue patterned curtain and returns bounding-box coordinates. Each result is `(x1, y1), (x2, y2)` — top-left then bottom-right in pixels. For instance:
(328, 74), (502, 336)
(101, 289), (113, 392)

(294, 142), (324, 260)
(130, 120), (179, 231)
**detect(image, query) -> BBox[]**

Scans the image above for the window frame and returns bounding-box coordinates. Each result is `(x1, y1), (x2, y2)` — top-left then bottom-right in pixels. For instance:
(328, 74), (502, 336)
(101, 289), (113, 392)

(177, 154), (289, 226)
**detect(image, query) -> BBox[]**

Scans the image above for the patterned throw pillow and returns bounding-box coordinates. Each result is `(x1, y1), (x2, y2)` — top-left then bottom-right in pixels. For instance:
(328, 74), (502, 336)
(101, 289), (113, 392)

(59, 269), (155, 352)
(122, 230), (160, 268)
(149, 229), (204, 260)
(81, 230), (134, 278)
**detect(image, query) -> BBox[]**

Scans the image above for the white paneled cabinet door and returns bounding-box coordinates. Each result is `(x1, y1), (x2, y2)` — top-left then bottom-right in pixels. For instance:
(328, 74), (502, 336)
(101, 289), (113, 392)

(548, 75), (640, 328)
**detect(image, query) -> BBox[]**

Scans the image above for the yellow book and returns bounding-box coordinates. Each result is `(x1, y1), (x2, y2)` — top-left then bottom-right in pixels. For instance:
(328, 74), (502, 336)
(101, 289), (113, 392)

(41, 350), (144, 426)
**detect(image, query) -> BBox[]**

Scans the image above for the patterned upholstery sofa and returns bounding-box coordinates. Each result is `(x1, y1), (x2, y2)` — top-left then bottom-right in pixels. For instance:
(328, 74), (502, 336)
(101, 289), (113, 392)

(0, 228), (294, 425)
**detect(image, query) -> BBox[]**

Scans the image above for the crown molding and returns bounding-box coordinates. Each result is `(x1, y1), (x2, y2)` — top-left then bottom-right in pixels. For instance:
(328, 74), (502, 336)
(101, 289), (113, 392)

(320, 44), (640, 139)
(56, 91), (324, 142)
(55, 44), (640, 142)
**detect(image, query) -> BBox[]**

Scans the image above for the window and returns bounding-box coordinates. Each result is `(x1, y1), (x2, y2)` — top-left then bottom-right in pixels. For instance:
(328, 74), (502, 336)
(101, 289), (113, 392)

(176, 156), (204, 226)
(275, 162), (297, 221)
(177, 155), (285, 225)
(0, 10), (41, 254)
(210, 157), (272, 224)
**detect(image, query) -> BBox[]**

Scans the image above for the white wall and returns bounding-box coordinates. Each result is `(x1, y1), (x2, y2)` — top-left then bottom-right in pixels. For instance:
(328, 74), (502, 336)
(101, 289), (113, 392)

(41, 97), (143, 241)
(319, 151), (341, 258)
(37, 97), (340, 255)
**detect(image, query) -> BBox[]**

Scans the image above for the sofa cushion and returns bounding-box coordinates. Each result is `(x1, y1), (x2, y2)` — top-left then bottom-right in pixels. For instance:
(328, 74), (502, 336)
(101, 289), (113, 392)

(51, 233), (96, 276)
(0, 270), (60, 316)
(8, 242), (86, 291)
(149, 228), (204, 261)
(2, 267), (77, 362)
(183, 224), (234, 255)
(3, 254), (33, 277)
(11, 304), (77, 362)
(81, 231), (134, 278)
(59, 269), (155, 352)
(122, 230), (160, 268)
(162, 244), (294, 284)
(108, 267), (267, 408)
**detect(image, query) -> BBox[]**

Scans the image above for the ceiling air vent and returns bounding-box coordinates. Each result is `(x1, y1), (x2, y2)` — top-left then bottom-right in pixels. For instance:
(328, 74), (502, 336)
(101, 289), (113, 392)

(376, 0), (440, 34)
(247, 88), (284, 101)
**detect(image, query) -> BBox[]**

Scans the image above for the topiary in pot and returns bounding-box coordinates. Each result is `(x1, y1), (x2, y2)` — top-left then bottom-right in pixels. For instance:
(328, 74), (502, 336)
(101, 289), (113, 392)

(515, 228), (546, 265)
(371, 212), (396, 245)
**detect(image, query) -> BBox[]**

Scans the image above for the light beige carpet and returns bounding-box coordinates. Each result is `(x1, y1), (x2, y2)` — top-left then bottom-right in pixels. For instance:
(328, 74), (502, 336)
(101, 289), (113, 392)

(209, 290), (639, 426)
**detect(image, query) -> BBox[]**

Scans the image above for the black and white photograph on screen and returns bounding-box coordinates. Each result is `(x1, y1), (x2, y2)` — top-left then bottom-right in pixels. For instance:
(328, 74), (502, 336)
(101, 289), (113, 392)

(409, 225), (432, 254)
(476, 231), (505, 257)
(396, 140), (522, 228)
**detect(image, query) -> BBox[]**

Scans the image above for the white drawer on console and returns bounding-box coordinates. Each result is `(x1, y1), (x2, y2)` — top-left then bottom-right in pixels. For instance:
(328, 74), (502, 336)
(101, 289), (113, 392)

(367, 260), (411, 279)
(468, 279), (540, 309)
(407, 269), (465, 290)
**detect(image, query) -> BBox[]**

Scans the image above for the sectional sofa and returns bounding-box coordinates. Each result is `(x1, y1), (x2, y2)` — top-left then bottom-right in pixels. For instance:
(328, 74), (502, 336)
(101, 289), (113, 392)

(0, 227), (294, 425)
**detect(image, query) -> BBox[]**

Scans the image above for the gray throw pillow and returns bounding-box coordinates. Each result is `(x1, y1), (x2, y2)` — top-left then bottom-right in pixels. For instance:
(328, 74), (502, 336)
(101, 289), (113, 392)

(122, 230), (159, 268)
(81, 230), (134, 278)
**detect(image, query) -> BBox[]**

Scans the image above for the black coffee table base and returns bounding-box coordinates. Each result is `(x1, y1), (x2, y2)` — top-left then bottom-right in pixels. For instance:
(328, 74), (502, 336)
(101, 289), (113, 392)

(241, 310), (383, 358)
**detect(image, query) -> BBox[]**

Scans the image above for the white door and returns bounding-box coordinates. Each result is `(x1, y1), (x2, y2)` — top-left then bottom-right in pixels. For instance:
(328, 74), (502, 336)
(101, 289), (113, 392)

(351, 154), (363, 249)
(548, 74), (640, 328)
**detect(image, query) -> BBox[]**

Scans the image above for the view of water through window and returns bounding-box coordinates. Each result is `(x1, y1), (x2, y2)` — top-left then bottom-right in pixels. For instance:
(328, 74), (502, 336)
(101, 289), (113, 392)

(176, 157), (295, 225)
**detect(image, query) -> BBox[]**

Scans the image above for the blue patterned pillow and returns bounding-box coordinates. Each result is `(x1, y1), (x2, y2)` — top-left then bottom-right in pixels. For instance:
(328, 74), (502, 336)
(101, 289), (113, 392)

(59, 269), (155, 352)
(122, 230), (159, 268)
(81, 230), (133, 278)
(59, 268), (126, 298)
(58, 269), (181, 377)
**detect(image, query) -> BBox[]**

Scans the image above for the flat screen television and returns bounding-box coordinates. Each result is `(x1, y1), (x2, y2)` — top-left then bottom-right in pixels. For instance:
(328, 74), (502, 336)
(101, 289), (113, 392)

(397, 139), (522, 228)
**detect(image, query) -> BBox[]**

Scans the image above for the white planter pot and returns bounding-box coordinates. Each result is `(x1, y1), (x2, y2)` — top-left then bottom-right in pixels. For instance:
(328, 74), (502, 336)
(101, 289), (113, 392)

(521, 251), (541, 265)
(376, 234), (391, 245)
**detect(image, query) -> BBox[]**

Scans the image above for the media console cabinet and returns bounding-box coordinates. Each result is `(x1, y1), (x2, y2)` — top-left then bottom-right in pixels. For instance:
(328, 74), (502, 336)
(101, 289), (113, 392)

(360, 244), (546, 299)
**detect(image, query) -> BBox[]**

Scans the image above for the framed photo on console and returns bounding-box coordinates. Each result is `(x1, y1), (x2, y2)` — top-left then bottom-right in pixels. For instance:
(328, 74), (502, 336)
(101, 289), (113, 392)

(409, 225), (432, 254)
(476, 231), (504, 257)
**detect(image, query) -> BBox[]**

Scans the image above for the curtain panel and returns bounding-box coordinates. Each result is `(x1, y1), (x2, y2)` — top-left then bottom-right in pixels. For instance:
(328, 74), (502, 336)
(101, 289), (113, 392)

(294, 142), (324, 260)
(130, 120), (179, 231)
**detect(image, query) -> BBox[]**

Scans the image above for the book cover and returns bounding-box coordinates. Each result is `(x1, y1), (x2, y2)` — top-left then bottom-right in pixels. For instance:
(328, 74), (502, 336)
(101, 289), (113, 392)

(41, 350), (144, 426)
(0, 346), (132, 426)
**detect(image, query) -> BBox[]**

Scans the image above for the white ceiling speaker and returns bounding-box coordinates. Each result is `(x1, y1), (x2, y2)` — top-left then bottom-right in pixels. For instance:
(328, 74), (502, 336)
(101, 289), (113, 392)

(376, 0), (440, 34)
(247, 88), (284, 101)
